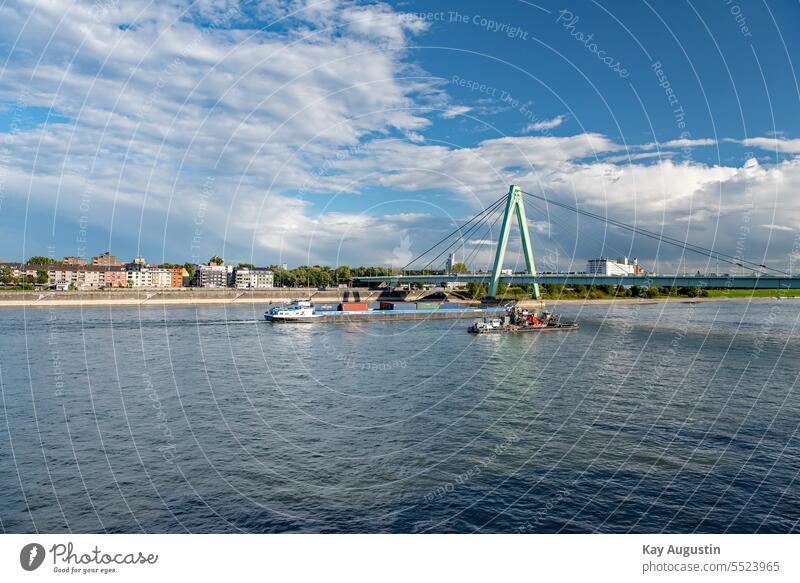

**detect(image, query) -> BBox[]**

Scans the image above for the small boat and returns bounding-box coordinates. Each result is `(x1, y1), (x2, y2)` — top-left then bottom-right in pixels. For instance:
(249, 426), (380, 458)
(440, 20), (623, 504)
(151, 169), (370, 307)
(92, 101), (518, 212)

(468, 308), (578, 334)
(264, 299), (321, 322)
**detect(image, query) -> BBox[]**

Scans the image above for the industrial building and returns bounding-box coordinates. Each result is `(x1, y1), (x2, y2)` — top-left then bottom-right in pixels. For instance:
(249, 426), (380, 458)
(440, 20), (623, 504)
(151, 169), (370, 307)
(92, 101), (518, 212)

(586, 257), (644, 276)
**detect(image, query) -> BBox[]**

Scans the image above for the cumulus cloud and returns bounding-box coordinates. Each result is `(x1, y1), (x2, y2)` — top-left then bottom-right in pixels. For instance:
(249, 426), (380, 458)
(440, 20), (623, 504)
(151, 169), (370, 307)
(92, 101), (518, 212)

(328, 133), (800, 271)
(0, 0), (439, 264)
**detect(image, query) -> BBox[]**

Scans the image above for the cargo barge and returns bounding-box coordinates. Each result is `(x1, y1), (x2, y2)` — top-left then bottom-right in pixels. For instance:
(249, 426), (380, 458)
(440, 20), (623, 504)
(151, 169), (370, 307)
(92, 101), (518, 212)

(265, 299), (507, 323)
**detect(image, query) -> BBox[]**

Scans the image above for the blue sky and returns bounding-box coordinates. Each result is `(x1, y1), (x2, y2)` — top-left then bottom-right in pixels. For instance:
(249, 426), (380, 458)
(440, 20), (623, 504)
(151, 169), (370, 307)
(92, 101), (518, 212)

(1, 0), (799, 272)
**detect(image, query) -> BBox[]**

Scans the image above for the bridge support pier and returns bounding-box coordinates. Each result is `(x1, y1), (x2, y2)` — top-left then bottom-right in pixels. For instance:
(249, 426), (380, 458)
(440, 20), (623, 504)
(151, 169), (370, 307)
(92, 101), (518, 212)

(488, 185), (540, 300)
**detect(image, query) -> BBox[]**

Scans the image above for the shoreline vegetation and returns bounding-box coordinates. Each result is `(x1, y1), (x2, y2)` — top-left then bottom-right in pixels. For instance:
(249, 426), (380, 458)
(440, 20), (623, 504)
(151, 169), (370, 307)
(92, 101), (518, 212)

(463, 283), (800, 301)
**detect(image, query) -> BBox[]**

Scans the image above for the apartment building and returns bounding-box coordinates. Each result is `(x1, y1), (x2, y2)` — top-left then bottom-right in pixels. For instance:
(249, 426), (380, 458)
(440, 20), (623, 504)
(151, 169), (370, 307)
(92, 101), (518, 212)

(104, 266), (127, 287)
(92, 252), (119, 266)
(233, 267), (274, 289)
(45, 265), (107, 290)
(127, 268), (153, 288)
(146, 267), (183, 288)
(192, 264), (232, 288)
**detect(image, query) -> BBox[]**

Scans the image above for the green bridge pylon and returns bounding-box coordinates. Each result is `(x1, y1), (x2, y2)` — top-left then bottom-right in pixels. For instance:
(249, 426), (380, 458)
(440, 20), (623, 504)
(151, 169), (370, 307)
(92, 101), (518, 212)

(488, 185), (540, 299)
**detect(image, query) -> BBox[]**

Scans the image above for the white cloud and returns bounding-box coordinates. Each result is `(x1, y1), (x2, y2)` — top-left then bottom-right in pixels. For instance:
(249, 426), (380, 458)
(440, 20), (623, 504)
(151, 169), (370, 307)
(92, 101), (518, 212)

(0, 0), (439, 264)
(638, 138), (716, 150)
(522, 115), (565, 133)
(739, 137), (800, 154)
(602, 151), (677, 163)
(440, 105), (472, 119)
(329, 133), (800, 270)
(659, 138), (716, 148)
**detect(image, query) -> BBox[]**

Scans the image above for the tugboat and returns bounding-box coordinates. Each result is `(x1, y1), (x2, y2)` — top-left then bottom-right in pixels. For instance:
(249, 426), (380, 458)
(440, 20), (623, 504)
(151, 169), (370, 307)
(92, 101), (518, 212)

(468, 307), (578, 334)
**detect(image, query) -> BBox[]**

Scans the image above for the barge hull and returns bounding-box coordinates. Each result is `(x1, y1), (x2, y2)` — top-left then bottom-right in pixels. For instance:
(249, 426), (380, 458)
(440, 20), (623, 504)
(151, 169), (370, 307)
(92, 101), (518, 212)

(469, 325), (578, 334)
(268, 308), (506, 323)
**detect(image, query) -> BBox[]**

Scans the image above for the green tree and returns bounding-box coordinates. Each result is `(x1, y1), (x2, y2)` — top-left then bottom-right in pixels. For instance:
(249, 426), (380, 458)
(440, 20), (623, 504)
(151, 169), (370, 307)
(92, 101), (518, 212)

(237, 263), (255, 269)
(465, 282), (487, 299)
(0, 266), (11, 285)
(27, 256), (58, 265)
(209, 256), (224, 265)
(335, 265), (351, 283)
(644, 286), (660, 298)
(36, 270), (48, 285)
(183, 262), (195, 279)
(543, 283), (565, 297)
(450, 262), (468, 274)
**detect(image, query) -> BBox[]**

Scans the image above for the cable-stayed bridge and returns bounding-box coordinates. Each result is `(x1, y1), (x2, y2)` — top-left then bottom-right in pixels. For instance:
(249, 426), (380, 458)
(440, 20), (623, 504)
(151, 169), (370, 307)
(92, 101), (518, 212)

(356, 185), (800, 298)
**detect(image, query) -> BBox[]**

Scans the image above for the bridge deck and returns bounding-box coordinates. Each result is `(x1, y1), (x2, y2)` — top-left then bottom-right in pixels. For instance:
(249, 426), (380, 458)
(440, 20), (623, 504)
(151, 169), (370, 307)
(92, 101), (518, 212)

(357, 274), (800, 289)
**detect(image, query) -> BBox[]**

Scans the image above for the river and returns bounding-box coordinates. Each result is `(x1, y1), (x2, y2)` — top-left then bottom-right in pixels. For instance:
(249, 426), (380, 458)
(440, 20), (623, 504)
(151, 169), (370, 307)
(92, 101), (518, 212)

(1, 300), (798, 532)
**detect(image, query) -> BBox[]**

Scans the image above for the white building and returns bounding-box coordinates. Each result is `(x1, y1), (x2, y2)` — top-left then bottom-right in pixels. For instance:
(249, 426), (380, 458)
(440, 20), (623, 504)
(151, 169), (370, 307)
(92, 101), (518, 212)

(127, 269), (153, 288)
(234, 267), (274, 289)
(82, 268), (105, 289)
(446, 253), (456, 273)
(47, 266), (81, 290)
(586, 257), (641, 276)
(149, 267), (173, 288)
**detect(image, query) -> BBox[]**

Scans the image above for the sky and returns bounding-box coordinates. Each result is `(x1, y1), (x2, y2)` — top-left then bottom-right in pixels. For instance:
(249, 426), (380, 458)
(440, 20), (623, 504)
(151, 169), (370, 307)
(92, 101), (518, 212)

(1, 0), (799, 273)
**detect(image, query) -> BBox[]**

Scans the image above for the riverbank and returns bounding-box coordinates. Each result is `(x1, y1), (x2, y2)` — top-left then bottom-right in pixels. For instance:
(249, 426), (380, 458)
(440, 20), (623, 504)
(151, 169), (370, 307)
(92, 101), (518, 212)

(0, 288), (400, 308)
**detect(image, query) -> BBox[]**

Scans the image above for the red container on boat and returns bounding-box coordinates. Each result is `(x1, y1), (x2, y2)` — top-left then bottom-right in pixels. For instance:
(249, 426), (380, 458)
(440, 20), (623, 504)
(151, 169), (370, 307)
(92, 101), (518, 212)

(340, 302), (369, 311)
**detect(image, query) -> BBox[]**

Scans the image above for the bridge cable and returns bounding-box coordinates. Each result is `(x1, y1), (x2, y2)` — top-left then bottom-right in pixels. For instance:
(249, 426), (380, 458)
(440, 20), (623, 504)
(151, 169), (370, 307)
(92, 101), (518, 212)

(419, 201), (505, 272)
(520, 190), (788, 276)
(402, 194), (506, 271)
(433, 201), (504, 273)
(521, 189), (785, 275)
(462, 205), (505, 274)
(525, 197), (657, 273)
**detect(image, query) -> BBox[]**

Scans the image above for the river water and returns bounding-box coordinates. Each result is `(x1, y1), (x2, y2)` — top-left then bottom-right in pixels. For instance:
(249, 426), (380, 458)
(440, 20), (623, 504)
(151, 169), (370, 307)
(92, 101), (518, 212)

(1, 300), (798, 533)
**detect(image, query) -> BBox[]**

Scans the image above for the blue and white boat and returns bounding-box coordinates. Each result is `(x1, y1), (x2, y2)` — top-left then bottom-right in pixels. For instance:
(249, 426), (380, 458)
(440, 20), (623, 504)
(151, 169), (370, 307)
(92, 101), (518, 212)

(264, 299), (321, 322)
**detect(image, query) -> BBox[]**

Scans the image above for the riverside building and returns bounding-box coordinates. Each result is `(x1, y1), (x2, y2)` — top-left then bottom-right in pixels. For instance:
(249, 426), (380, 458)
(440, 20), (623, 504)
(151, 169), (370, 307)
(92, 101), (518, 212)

(233, 267), (274, 289)
(586, 257), (644, 276)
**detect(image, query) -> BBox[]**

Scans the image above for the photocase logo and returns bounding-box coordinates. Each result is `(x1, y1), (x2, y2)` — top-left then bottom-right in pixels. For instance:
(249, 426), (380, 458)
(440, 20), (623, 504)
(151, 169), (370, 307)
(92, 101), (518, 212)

(20, 543), (46, 571)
